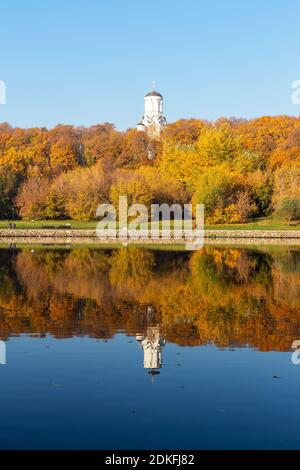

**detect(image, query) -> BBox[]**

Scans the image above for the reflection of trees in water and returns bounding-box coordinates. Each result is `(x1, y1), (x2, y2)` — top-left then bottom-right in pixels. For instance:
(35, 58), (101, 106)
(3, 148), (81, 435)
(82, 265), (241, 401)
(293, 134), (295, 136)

(0, 246), (299, 351)
(271, 249), (300, 308)
(109, 247), (155, 298)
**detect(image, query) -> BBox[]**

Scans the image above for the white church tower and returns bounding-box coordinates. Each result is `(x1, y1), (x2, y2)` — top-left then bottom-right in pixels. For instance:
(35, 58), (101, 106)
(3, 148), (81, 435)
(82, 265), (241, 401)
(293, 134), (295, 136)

(137, 84), (167, 138)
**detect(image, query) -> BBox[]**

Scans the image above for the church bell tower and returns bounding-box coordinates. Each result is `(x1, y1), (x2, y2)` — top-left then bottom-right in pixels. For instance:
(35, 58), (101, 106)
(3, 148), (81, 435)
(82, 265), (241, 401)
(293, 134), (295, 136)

(137, 83), (167, 138)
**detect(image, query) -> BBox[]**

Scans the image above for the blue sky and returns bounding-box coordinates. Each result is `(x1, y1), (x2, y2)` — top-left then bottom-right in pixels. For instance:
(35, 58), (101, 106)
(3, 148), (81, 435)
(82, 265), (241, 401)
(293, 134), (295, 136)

(0, 0), (300, 129)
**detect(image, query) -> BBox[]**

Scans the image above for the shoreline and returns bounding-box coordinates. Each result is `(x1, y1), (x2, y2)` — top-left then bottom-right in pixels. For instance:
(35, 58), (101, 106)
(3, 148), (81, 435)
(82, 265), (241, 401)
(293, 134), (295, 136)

(0, 228), (300, 238)
(0, 229), (300, 246)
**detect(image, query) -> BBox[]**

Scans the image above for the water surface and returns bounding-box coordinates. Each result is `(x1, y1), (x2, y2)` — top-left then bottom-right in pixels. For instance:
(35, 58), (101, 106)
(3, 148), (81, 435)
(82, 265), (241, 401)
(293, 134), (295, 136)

(0, 244), (300, 449)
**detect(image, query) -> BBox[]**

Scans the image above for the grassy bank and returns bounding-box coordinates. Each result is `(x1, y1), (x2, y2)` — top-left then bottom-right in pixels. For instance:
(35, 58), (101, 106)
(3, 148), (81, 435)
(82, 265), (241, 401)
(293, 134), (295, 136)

(0, 217), (299, 231)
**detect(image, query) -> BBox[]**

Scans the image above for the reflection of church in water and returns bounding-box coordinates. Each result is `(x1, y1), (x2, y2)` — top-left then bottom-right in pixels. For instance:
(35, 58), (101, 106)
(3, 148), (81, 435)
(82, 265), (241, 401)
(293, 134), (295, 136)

(136, 306), (166, 379)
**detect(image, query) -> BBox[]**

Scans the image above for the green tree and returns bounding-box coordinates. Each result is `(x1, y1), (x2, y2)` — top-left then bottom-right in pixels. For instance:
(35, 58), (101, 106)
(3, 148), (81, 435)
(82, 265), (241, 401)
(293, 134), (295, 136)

(276, 198), (300, 224)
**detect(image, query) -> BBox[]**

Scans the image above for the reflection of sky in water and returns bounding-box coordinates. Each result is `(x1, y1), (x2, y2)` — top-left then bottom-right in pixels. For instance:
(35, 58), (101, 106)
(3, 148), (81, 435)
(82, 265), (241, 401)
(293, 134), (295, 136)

(0, 245), (300, 449)
(0, 335), (300, 449)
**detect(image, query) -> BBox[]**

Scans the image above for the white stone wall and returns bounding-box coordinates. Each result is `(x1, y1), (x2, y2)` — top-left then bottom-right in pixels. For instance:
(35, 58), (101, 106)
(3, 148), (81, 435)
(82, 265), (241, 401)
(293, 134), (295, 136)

(137, 92), (167, 137)
(144, 95), (163, 115)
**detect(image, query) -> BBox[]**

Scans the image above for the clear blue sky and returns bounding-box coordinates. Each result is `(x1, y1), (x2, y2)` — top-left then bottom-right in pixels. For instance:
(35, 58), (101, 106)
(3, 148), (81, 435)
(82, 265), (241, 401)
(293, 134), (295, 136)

(0, 0), (300, 130)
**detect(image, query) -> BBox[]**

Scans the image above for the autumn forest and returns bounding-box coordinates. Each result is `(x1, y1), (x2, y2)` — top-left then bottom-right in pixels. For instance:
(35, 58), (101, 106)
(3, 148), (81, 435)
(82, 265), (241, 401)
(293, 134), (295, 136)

(0, 116), (300, 223)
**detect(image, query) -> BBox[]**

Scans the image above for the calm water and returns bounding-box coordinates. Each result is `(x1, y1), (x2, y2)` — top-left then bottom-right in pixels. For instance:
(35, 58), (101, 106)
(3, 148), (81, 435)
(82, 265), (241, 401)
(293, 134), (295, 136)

(0, 244), (300, 449)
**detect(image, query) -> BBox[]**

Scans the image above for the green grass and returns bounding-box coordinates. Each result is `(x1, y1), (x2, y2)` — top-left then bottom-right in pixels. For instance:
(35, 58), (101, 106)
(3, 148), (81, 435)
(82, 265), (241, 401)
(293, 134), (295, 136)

(0, 217), (299, 231)
(0, 219), (98, 230)
(205, 217), (300, 230)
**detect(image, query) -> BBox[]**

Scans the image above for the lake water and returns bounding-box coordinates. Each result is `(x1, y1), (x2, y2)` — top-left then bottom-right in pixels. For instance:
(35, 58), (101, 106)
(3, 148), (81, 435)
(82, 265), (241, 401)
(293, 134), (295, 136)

(0, 244), (300, 449)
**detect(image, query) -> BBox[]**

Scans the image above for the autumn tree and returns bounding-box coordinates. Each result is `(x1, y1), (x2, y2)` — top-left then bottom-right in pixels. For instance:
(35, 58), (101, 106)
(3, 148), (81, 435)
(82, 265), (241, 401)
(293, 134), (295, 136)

(16, 177), (51, 219)
(158, 124), (241, 191)
(116, 129), (154, 169)
(273, 164), (300, 223)
(52, 161), (111, 220)
(82, 123), (124, 166)
(136, 166), (186, 205)
(161, 118), (207, 144)
(192, 165), (255, 223)
(110, 171), (154, 212)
